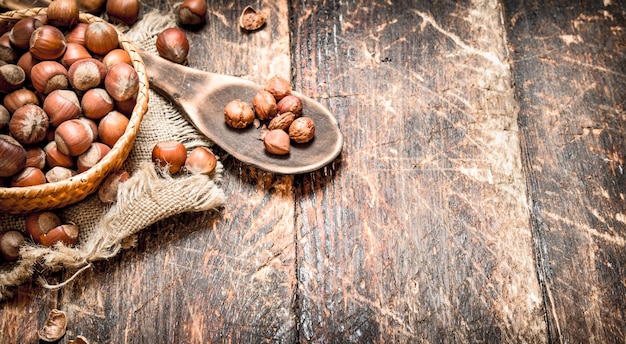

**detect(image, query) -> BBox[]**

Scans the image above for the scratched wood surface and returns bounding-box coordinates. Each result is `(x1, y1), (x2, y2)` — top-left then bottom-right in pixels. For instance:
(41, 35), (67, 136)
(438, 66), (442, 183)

(0, 0), (625, 342)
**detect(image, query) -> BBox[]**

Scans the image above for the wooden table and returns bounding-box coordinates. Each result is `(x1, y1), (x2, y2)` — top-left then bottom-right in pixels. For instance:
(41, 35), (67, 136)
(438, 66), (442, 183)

(2, 0), (626, 342)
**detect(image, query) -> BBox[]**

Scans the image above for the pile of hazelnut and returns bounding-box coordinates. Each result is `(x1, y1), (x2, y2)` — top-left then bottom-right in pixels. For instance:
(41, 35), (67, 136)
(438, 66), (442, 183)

(0, 2), (140, 187)
(224, 76), (316, 155)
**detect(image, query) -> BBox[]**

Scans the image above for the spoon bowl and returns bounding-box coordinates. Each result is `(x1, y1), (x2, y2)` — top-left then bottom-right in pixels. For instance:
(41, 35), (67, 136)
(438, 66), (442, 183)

(138, 50), (343, 175)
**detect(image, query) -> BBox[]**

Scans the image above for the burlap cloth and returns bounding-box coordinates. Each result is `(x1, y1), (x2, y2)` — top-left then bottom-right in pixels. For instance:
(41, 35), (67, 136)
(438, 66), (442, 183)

(0, 11), (226, 300)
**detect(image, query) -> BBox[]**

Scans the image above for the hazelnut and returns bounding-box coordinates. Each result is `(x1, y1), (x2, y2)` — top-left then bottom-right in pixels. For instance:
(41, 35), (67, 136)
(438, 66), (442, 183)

(44, 140), (75, 169)
(239, 6), (266, 31)
(68, 335), (90, 344)
(9, 17), (43, 50)
(25, 211), (62, 244)
(102, 49), (132, 69)
(16, 52), (39, 80)
(45, 166), (77, 183)
(78, 117), (99, 140)
(55, 118), (95, 156)
(277, 95), (303, 117)
(0, 134), (26, 177)
(252, 90), (277, 120)
(40, 223), (79, 247)
(47, 0), (80, 28)
(84, 21), (119, 55)
(67, 57), (106, 91)
(0, 33), (17, 64)
(11, 166), (46, 187)
(106, 0), (140, 26)
(98, 110), (129, 147)
(178, 0), (207, 26)
(152, 140), (187, 173)
(114, 95), (137, 116)
(224, 99), (254, 128)
(38, 309), (68, 342)
(65, 22), (88, 45)
(156, 28), (189, 64)
(29, 25), (67, 61)
(265, 76), (291, 101)
(3, 88), (39, 114)
(98, 169), (130, 204)
(104, 62), (139, 101)
(9, 104), (49, 145)
(0, 230), (25, 262)
(0, 105), (9, 130)
(61, 42), (92, 67)
(268, 111), (295, 131)
(43, 89), (81, 126)
(185, 146), (217, 175)
(263, 129), (290, 155)
(25, 146), (46, 169)
(77, 0), (106, 14)
(30, 60), (68, 95)
(0, 63), (26, 93)
(289, 117), (316, 143)
(81, 88), (114, 119)
(77, 142), (110, 172)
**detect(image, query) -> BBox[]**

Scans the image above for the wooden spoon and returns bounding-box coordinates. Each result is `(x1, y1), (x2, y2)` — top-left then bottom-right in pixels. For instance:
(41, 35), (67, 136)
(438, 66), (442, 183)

(138, 50), (344, 175)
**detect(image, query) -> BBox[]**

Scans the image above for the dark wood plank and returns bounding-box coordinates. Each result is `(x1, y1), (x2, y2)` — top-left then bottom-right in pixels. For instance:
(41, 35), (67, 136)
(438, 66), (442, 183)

(504, 0), (626, 342)
(291, 0), (547, 342)
(0, 280), (58, 342)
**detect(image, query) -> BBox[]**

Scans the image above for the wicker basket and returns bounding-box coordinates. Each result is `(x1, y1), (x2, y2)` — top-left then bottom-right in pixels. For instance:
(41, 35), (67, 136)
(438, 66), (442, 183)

(0, 8), (149, 214)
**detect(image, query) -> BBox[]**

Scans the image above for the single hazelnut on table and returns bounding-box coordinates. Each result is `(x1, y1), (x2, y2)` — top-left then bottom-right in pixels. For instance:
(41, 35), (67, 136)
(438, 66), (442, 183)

(98, 169), (130, 204)
(29, 25), (67, 61)
(3, 88), (39, 114)
(156, 27), (190, 64)
(98, 110), (129, 147)
(239, 6), (266, 31)
(178, 0), (207, 26)
(38, 309), (68, 342)
(44, 89), (81, 126)
(224, 99), (255, 128)
(105, 62), (139, 101)
(9, 104), (49, 145)
(67, 57), (107, 91)
(289, 117), (316, 143)
(106, 0), (140, 26)
(9, 17), (43, 50)
(25, 211), (62, 244)
(252, 90), (277, 121)
(264, 129), (290, 155)
(0, 230), (26, 262)
(84, 21), (119, 55)
(265, 76), (291, 100)
(185, 146), (217, 175)
(81, 88), (114, 120)
(268, 111), (295, 131)
(0, 134), (27, 177)
(11, 167), (46, 187)
(0, 63), (26, 93)
(152, 140), (187, 174)
(47, 0), (80, 28)
(30, 60), (68, 95)
(277, 95), (303, 117)
(45, 166), (77, 183)
(55, 118), (95, 156)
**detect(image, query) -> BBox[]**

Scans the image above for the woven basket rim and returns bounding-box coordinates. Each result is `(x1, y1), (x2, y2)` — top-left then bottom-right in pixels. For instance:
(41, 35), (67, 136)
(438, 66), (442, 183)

(0, 8), (149, 214)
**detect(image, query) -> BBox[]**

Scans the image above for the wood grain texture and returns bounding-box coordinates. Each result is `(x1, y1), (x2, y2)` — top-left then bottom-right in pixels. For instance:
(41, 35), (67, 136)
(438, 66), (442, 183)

(291, 0), (546, 342)
(505, 0), (626, 342)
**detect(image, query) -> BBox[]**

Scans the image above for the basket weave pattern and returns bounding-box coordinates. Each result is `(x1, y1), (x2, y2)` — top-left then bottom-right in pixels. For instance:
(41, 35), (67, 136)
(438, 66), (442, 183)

(0, 8), (149, 214)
